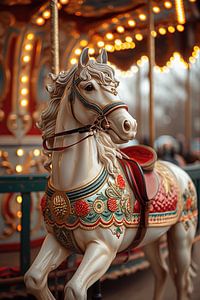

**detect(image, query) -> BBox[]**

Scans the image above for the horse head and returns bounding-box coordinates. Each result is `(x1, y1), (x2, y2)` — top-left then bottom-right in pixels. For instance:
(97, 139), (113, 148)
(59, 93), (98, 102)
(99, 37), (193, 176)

(68, 47), (137, 144)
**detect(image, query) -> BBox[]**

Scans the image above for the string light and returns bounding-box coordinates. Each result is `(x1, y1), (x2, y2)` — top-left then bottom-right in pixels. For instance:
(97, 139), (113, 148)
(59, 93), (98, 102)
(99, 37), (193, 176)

(159, 28), (167, 35)
(164, 1), (172, 9)
(125, 36), (133, 43)
(115, 39), (122, 45)
(117, 26), (125, 33)
(177, 24), (184, 32)
(21, 88), (28, 96)
(21, 75), (28, 83)
(33, 149), (40, 156)
(70, 58), (77, 65)
(88, 48), (95, 55)
(80, 40), (88, 47)
(151, 30), (157, 37)
(168, 26), (175, 33)
(16, 195), (22, 204)
(60, 0), (69, 4)
(17, 224), (22, 232)
(20, 99), (28, 107)
(105, 44), (114, 52)
(139, 14), (146, 21)
(42, 10), (51, 19)
(175, 0), (186, 24)
(17, 211), (22, 218)
(97, 41), (105, 47)
(27, 33), (34, 40)
(36, 17), (45, 26)
(74, 48), (82, 55)
(25, 44), (33, 51)
(22, 55), (30, 63)
(16, 165), (23, 173)
(16, 149), (24, 157)
(128, 20), (136, 27)
(135, 33), (143, 41)
(153, 6), (160, 13)
(106, 33), (114, 40)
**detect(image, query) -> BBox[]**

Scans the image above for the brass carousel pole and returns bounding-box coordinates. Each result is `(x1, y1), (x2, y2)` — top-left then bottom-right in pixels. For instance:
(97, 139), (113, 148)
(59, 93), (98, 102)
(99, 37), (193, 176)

(185, 67), (191, 153)
(147, 0), (155, 147)
(50, 0), (59, 74)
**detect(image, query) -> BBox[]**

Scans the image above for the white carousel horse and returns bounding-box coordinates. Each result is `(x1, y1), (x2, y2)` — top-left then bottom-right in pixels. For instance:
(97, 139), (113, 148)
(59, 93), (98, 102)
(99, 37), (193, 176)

(24, 48), (198, 300)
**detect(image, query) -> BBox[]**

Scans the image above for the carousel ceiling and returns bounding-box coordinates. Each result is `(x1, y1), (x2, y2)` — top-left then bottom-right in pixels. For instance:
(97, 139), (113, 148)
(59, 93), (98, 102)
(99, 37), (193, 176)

(0, 0), (200, 69)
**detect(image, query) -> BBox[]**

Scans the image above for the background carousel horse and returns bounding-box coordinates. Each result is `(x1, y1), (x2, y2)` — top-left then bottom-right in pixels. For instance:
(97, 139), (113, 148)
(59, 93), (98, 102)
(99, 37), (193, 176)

(24, 48), (198, 300)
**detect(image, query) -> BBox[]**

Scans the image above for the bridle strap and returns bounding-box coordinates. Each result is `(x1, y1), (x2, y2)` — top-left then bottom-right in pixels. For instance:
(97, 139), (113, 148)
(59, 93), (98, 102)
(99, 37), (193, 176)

(43, 74), (128, 152)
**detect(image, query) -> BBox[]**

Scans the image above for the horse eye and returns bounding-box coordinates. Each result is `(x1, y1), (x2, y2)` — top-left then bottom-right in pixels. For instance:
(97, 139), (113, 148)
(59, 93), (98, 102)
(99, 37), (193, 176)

(85, 83), (94, 91)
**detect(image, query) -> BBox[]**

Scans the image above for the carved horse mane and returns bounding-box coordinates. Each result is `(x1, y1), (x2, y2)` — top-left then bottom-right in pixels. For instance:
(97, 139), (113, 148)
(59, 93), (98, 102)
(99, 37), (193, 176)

(38, 57), (122, 174)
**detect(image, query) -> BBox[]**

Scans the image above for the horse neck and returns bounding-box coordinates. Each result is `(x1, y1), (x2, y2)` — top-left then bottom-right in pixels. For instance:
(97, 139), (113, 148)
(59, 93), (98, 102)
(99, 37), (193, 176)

(51, 102), (103, 191)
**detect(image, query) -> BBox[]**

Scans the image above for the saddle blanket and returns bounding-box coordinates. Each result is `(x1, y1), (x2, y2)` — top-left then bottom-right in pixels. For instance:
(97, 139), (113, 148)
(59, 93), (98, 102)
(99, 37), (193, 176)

(41, 162), (185, 230)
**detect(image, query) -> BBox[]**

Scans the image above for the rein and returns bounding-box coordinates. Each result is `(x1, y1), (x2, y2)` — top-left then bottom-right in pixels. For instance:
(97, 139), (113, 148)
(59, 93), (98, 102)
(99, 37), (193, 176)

(43, 74), (128, 152)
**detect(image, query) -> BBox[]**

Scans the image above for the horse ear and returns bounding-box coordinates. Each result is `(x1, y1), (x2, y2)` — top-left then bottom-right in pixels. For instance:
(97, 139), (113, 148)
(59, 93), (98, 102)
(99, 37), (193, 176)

(78, 47), (89, 70)
(96, 48), (108, 64)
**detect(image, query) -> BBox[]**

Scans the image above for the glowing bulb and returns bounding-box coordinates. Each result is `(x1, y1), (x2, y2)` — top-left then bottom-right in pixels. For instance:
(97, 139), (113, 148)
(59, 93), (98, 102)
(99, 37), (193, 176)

(97, 41), (105, 47)
(20, 99), (28, 107)
(27, 33), (34, 40)
(128, 20), (136, 27)
(194, 46), (200, 52)
(21, 75), (28, 83)
(168, 26), (175, 33)
(153, 6), (160, 13)
(80, 40), (88, 47)
(70, 58), (77, 65)
(22, 55), (30, 63)
(106, 32), (114, 40)
(177, 24), (184, 32)
(74, 48), (81, 55)
(17, 224), (22, 232)
(42, 10), (51, 19)
(151, 30), (157, 37)
(189, 57), (195, 64)
(16, 165), (23, 173)
(174, 52), (181, 58)
(25, 44), (32, 51)
(117, 26), (125, 33)
(115, 39), (122, 45)
(33, 149), (40, 157)
(16, 148), (24, 157)
(105, 44), (114, 52)
(21, 88), (28, 96)
(137, 59), (142, 66)
(17, 211), (22, 218)
(135, 33), (143, 41)
(139, 14), (146, 21)
(141, 55), (148, 62)
(164, 1), (172, 9)
(125, 36), (133, 43)
(130, 42), (136, 48)
(159, 28), (167, 35)
(60, 0), (69, 4)
(36, 17), (45, 26)
(88, 48), (95, 55)
(16, 195), (22, 204)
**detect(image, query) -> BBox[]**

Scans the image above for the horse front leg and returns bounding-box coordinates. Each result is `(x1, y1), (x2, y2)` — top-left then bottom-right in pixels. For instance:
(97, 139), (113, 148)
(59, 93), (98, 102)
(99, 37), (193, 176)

(64, 227), (123, 300)
(24, 232), (70, 300)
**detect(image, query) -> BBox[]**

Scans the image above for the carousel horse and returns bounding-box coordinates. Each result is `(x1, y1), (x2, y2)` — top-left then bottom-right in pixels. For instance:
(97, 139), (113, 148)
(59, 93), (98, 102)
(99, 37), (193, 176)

(24, 48), (198, 300)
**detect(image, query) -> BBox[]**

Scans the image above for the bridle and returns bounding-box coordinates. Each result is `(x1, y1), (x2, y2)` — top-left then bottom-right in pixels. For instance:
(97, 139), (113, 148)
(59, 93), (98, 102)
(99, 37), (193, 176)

(43, 74), (128, 152)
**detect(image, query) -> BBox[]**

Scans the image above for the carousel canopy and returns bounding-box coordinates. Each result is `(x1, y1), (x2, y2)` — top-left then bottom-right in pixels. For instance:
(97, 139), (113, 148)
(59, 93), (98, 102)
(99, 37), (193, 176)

(0, 0), (200, 70)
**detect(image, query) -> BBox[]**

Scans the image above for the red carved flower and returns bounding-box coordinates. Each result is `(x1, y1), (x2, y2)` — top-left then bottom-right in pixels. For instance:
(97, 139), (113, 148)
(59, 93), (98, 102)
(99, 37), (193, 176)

(74, 200), (90, 217)
(40, 194), (46, 213)
(116, 174), (126, 189)
(107, 198), (118, 212)
(186, 197), (192, 210)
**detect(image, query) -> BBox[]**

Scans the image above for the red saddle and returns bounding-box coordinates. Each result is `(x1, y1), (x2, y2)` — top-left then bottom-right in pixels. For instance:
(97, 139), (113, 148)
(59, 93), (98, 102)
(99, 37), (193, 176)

(120, 145), (159, 199)
(118, 145), (159, 249)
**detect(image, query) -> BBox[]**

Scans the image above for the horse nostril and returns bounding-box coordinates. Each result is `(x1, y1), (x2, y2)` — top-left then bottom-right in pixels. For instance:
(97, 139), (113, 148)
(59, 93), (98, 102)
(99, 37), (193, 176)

(123, 120), (131, 132)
